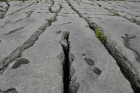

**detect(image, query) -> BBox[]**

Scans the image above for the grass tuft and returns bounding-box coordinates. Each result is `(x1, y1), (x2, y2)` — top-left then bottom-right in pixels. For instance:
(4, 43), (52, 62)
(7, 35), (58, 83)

(46, 19), (53, 25)
(95, 28), (107, 44)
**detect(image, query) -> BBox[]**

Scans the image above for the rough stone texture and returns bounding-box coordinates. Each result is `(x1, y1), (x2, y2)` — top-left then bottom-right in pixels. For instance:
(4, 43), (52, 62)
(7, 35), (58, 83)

(50, 2), (133, 93)
(68, 0), (140, 92)
(76, 0), (140, 76)
(0, 2), (8, 19)
(93, 1), (140, 26)
(0, 23), (63, 93)
(0, 0), (140, 93)
(0, 0), (63, 93)
(0, 1), (54, 64)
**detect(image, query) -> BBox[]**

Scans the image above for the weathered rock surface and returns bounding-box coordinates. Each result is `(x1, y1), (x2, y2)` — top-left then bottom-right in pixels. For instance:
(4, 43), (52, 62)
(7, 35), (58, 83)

(0, 0), (140, 93)
(0, 2), (8, 19)
(67, 0), (140, 92)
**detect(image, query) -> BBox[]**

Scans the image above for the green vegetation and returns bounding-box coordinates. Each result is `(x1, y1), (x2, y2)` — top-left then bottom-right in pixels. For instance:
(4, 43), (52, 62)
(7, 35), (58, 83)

(0, 0), (10, 6)
(110, 13), (118, 16)
(68, 3), (70, 6)
(95, 28), (107, 44)
(78, 14), (82, 17)
(27, 14), (30, 18)
(46, 19), (53, 25)
(72, 7), (76, 11)
(0, 0), (7, 2)
(0, 9), (4, 12)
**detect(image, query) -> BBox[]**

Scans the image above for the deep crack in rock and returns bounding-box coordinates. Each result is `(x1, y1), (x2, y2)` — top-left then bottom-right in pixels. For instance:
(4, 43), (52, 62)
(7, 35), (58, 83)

(60, 31), (71, 93)
(59, 31), (79, 93)
(66, 0), (140, 92)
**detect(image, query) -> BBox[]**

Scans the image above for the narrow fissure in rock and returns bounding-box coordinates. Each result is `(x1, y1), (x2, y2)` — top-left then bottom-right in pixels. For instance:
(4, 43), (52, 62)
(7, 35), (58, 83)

(0, 1), (10, 19)
(104, 39), (140, 93)
(66, 0), (140, 92)
(4, 2), (36, 18)
(0, 4), (62, 75)
(60, 31), (71, 93)
(58, 31), (79, 93)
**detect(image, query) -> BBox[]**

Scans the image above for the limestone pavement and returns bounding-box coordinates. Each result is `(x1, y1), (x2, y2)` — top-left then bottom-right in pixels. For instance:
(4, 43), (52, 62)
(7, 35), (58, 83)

(0, 0), (140, 93)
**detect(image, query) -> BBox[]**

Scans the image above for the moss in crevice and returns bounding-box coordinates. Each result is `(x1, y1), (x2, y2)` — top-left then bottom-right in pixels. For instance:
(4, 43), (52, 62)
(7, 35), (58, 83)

(95, 28), (107, 44)
(45, 19), (53, 25)
(110, 13), (118, 16)
(0, 9), (4, 12)
(78, 14), (82, 17)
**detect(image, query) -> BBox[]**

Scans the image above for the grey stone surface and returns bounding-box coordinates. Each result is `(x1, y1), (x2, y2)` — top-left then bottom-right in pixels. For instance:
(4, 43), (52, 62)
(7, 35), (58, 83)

(0, 0), (63, 93)
(1, 0), (140, 93)
(0, 24), (63, 93)
(93, 1), (140, 25)
(0, 1), (54, 63)
(70, 0), (140, 74)
(0, 2), (8, 19)
(68, 0), (140, 92)
(50, 3), (133, 92)
(5, 1), (36, 17)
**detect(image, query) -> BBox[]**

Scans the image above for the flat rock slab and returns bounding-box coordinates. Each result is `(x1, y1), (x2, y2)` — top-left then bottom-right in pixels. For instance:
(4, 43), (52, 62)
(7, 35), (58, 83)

(0, 1), (54, 62)
(70, 0), (140, 76)
(0, 23), (63, 93)
(5, 1), (36, 17)
(0, 0), (140, 93)
(50, 3), (133, 92)
(93, 1), (140, 25)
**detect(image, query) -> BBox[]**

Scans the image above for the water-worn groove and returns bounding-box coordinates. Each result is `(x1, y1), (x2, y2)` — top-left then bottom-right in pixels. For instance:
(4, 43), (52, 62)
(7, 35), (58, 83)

(48, 0), (54, 13)
(0, 1), (10, 19)
(122, 34), (140, 62)
(12, 58), (30, 69)
(4, 27), (24, 35)
(66, 0), (140, 92)
(59, 31), (79, 93)
(48, 0), (62, 13)
(60, 31), (71, 93)
(0, 3), (62, 75)
(4, 2), (36, 18)
(103, 7), (140, 26)
(79, 0), (94, 5)
(105, 37), (140, 93)
(0, 88), (18, 93)
(90, 1), (140, 26)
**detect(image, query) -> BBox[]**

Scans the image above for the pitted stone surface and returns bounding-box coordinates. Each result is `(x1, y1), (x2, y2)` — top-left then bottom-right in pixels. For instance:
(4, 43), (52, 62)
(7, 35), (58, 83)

(50, 3), (133, 92)
(70, 0), (140, 76)
(0, 0), (140, 93)
(0, 1), (54, 62)
(0, 0), (62, 93)
(0, 25), (63, 93)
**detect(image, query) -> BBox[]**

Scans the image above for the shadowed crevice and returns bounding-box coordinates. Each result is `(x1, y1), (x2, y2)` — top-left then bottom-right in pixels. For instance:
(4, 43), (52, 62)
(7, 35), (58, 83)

(60, 31), (70, 93)
(0, 3), (62, 75)
(0, 88), (18, 93)
(66, 0), (140, 92)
